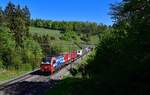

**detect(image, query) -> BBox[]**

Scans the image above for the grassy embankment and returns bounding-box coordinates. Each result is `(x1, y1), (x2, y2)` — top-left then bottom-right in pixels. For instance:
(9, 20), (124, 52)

(0, 64), (33, 82)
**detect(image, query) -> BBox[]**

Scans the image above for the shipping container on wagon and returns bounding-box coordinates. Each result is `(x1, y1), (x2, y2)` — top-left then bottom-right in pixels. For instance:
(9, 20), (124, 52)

(71, 50), (77, 61)
(63, 52), (71, 64)
(77, 50), (83, 57)
(53, 56), (65, 69)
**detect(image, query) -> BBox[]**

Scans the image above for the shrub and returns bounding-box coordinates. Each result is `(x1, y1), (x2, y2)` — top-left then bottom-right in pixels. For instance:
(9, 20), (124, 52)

(50, 36), (55, 40)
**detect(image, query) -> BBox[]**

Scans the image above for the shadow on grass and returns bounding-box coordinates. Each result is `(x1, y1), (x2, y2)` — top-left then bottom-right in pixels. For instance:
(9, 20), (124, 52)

(45, 74), (150, 95)
(45, 77), (118, 95)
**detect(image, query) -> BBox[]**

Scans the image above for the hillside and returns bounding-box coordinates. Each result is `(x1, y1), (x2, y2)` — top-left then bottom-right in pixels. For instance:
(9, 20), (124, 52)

(29, 27), (99, 50)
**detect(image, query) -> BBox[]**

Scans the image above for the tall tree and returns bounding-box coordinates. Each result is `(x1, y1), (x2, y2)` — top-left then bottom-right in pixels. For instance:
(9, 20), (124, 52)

(4, 2), (31, 46)
(0, 7), (4, 25)
(4, 1), (16, 31)
(22, 5), (30, 31)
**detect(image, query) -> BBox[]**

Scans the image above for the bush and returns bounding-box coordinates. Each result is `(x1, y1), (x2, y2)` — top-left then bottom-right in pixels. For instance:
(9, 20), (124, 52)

(61, 30), (77, 41)
(84, 27), (150, 95)
(0, 27), (16, 69)
(50, 36), (56, 40)
(22, 38), (43, 70)
(0, 60), (4, 69)
(10, 48), (22, 70)
(48, 45), (63, 55)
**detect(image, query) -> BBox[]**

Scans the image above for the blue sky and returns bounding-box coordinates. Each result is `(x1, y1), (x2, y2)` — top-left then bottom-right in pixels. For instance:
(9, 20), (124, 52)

(0, 0), (122, 25)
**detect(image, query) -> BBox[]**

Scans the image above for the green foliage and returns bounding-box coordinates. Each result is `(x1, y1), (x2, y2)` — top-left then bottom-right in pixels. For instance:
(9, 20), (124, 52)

(50, 36), (56, 40)
(80, 34), (90, 42)
(0, 27), (15, 50)
(89, 35), (99, 45)
(10, 48), (22, 69)
(0, 27), (16, 68)
(48, 45), (63, 55)
(61, 30), (77, 41)
(31, 19), (107, 35)
(4, 1), (30, 46)
(0, 59), (4, 68)
(81, 0), (150, 95)
(22, 38), (43, 70)
(0, 26), (43, 70)
(0, 7), (4, 25)
(0, 2), (42, 72)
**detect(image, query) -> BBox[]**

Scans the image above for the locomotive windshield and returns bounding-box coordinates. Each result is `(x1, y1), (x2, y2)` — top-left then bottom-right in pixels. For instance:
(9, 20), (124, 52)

(42, 57), (51, 64)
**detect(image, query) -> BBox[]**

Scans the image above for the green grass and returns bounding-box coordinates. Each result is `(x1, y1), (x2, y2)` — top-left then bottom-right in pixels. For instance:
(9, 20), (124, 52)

(45, 78), (83, 95)
(51, 40), (80, 51)
(80, 51), (95, 65)
(89, 35), (99, 45)
(29, 27), (61, 40)
(45, 77), (98, 95)
(0, 64), (33, 82)
(0, 70), (29, 81)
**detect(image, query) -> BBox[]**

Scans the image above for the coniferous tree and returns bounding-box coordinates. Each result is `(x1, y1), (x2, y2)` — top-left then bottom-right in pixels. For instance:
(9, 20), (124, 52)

(0, 7), (4, 25)
(4, 2), (31, 46)
(22, 5), (30, 32)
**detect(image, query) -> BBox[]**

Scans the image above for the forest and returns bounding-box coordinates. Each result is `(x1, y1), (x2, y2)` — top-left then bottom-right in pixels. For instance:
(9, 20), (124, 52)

(0, 2), (42, 71)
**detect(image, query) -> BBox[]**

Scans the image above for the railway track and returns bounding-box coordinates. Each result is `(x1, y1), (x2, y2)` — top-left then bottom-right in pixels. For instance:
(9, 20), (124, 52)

(0, 69), (40, 90)
(0, 51), (90, 95)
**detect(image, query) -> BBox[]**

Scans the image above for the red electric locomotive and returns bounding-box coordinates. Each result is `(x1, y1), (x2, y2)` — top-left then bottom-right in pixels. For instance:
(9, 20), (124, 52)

(40, 56), (56, 74)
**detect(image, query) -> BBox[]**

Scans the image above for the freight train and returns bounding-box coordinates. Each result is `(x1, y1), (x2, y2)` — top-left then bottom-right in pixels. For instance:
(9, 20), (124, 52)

(40, 47), (91, 74)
